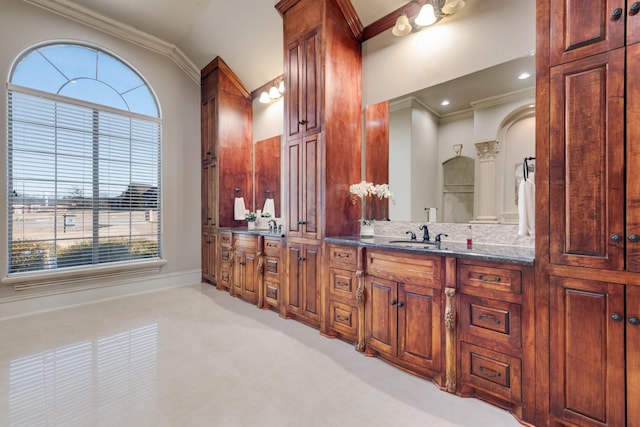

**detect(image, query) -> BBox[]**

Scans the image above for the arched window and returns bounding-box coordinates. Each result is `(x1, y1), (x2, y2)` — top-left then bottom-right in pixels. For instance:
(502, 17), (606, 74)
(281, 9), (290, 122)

(7, 43), (162, 274)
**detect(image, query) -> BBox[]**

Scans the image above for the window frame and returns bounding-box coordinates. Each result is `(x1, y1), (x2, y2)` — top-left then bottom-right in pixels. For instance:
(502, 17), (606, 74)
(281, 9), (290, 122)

(5, 42), (164, 286)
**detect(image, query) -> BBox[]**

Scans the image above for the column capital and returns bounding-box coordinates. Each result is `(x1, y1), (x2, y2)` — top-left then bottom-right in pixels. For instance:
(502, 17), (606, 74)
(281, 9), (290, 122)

(475, 140), (500, 161)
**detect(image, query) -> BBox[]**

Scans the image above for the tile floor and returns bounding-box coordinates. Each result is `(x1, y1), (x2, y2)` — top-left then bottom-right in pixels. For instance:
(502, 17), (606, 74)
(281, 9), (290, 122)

(0, 284), (523, 426)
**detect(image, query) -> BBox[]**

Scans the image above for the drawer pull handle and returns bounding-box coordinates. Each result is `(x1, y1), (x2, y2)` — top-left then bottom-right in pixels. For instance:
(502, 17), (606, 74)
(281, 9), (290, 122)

(336, 253), (349, 258)
(478, 366), (501, 378)
(336, 280), (350, 289)
(478, 275), (501, 283)
(478, 314), (501, 324)
(335, 313), (351, 323)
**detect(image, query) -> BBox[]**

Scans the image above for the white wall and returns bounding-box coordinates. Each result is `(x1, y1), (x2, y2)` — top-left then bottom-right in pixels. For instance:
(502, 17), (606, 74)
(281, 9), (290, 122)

(362, 0), (535, 107)
(410, 105), (439, 221)
(0, 0), (201, 316)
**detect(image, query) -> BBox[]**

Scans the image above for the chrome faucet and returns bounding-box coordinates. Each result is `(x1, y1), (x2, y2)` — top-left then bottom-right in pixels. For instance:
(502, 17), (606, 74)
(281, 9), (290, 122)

(419, 224), (430, 241)
(268, 219), (277, 232)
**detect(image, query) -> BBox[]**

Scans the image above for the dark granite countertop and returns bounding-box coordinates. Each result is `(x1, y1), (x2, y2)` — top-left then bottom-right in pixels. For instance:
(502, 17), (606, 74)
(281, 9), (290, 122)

(218, 227), (285, 238)
(324, 236), (535, 266)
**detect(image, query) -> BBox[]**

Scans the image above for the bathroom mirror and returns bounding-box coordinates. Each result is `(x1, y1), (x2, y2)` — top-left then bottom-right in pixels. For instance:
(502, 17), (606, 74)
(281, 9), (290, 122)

(365, 55), (535, 224)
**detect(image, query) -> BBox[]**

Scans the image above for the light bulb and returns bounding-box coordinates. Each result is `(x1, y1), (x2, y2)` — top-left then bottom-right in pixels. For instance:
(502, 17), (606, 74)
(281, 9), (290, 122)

(415, 3), (436, 27)
(259, 91), (271, 103)
(392, 13), (412, 37)
(269, 85), (281, 99)
(278, 80), (285, 93)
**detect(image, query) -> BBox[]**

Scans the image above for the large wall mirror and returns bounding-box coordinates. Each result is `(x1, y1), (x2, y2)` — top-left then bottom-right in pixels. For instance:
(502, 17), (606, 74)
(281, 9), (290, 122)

(365, 54), (535, 224)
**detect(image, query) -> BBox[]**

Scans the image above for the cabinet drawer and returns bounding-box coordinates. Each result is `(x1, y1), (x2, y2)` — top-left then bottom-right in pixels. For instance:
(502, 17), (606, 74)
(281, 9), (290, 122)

(263, 238), (282, 256)
(220, 246), (232, 263)
(329, 267), (357, 300)
(328, 300), (356, 339)
(461, 342), (522, 404)
(219, 232), (232, 246)
(328, 244), (358, 268)
(459, 294), (522, 350)
(459, 264), (522, 295)
(367, 250), (442, 288)
(234, 234), (257, 250)
(264, 280), (279, 307)
(265, 257), (280, 278)
(219, 267), (232, 287)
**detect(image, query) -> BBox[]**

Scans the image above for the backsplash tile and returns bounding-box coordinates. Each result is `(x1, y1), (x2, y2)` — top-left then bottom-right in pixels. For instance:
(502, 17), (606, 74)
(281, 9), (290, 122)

(373, 221), (534, 248)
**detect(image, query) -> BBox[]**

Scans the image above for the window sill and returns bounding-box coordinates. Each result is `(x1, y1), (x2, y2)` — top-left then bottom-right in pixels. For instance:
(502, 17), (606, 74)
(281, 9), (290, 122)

(2, 259), (168, 291)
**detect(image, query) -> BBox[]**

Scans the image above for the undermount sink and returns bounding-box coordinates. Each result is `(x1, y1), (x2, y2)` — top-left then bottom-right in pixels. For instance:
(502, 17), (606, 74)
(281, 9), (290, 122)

(387, 240), (439, 247)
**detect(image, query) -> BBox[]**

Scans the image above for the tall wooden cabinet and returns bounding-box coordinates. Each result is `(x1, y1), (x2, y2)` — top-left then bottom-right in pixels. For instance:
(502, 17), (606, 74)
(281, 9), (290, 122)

(539, 1), (640, 425)
(276, 0), (362, 327)
(200, 57), (253, 284)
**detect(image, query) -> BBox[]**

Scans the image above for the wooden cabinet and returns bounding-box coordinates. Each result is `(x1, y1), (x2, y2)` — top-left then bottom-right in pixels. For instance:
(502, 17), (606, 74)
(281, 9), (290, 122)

(202, 230), (217, 283)
(549, 276), (640, 427)
(262, 236), (283, 310)
(456, 259), (534, 424)
(364, 250), (443, 380)
(232, 234), (260, 304)
(217, 231), (233, 291)
(324, 243), (363, 344)
(548, 1), (640, 272)
(540, 2), (640, 425)
(286, 134), (320, 239)
(200, 57), (252, 285)
(285, 242), (321, 327)
(277, 0), (362, 240)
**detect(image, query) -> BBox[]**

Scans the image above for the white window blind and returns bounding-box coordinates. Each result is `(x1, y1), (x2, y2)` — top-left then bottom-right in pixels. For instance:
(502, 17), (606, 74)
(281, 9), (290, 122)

(8, 90), (161, 274)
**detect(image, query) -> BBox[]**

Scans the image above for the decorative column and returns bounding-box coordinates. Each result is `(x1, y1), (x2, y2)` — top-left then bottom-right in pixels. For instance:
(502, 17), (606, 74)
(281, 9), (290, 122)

(473, 140), (500, 223)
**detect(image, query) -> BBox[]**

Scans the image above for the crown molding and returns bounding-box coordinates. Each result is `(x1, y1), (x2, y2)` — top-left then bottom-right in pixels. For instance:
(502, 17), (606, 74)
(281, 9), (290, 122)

(23, 0), (201, 84)
(470, 87), (535, 110)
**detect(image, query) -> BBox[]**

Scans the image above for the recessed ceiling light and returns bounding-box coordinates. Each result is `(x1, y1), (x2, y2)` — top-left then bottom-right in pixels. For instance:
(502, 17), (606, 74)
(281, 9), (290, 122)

(441, 100), (450, 106)
(518, 72), (531, 80)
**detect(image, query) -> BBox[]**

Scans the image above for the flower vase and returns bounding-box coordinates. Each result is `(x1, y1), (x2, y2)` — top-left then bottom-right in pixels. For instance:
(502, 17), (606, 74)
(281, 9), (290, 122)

(248, 221), (256, 230)
(360, 223), (374, 238)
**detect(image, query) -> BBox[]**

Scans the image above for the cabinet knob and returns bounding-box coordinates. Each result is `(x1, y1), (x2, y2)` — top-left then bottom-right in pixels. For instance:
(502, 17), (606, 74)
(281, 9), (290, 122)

(629, 316), (640, 326)
(611, 234), (623, 242)
(297, 256), (306, 262)
(629, 234), (640, 242)
(397, 302), (405, 308)
(390, 300), (397, 306)
(630, 2), (640, 15)
(611, 313), (623, 322)
(297, 220), (307, 225)
(612, 7), (624, 19)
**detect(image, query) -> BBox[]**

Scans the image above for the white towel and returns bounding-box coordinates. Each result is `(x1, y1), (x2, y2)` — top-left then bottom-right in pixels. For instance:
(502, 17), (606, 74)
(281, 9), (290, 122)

(234, 197), (246, 220)
(262, 198), (275, 218)
(517, 178), (535, 236)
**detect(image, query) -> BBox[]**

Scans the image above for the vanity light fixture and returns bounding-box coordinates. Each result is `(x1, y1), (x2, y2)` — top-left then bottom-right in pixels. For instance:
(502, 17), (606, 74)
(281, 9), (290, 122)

(258, 77), (285, 104)
(392, 0), (466, 37)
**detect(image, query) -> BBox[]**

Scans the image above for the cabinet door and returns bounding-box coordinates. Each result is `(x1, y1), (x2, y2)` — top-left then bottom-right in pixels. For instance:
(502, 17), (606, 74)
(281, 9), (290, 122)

(285, 28), (321, 139)
(626, 43), (640, 272)
(365, 276), (397, 357)
(286, 139), (301, 237)
(301, 245), (320, 321)
(201, 163), (217, 227)
(286, 244), (302, 314)
(550, 0), (625, 66)
(397, 283), (441, 372)
(201, 96), (217, 164)
(202, 231), (211, 282)
(301, 134), (320, 239)
(549, 50), (625, 270)
(627, 286), (640, 426)
(549, 276), (625, 427)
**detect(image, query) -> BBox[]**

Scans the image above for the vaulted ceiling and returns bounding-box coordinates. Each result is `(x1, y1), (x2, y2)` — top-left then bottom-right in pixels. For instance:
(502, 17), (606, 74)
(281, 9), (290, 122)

(23, 0), (420, 90)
